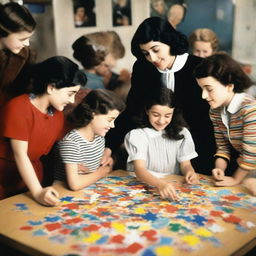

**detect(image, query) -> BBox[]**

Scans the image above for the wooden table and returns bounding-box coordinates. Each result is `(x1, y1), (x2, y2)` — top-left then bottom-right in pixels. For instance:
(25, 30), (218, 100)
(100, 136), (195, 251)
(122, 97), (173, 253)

(0, 170), (255, 256)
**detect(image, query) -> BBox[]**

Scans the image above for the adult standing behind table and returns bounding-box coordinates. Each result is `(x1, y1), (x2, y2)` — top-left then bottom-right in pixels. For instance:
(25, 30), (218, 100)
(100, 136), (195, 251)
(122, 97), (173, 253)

(106, 17), (215, 175)
(0, 2), (36, 107)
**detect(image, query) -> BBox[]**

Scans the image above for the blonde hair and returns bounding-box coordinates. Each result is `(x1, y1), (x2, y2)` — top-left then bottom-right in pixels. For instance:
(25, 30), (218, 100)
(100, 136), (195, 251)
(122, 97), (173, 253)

(188, 28), (219, 53)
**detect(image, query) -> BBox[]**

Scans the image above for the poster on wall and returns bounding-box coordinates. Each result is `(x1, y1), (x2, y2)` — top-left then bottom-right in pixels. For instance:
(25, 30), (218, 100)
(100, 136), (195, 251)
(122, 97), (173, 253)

(112, 0), (132, 26)
(150, 0), (187, 29)
(73, 0), (96, 27)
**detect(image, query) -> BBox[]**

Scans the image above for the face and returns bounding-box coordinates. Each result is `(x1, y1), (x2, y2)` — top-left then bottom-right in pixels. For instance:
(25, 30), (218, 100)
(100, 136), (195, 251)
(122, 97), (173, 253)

(196, 76), (234, 109)
(48, 85), (80, 111)
(152, 0), (165, 14)
(192, 41), (213, 58)
(95, 53), (117, 77)
(90, 109), (120, 137)
(167, 4), (184, 28)
(140, 41), (175, 70)
(147, 104), (174, 131)
(0, 31), (34, 54)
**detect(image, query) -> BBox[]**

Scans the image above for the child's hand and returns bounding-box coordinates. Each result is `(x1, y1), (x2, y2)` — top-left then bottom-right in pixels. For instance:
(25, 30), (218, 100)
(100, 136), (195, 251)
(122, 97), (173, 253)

(214, 176), (239, 187)
(157, 181), (179, 201)
(185, 171), (199, 184)
(212, 168), (225, 181)
(34, 187), (60, 206)
(101, 148), (113, 167)
(98, 165), (112, 178)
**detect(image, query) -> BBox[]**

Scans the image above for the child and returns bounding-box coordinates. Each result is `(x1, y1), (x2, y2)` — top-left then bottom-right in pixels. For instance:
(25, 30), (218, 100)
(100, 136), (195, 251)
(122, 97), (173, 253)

(188, 28), (219, 58)
(55, 89), (125, 191)
(0, 2), (36, 106)
(0, 56), (86, 205)
(194, 53), (256, 195)
(124, 87), (199, 200)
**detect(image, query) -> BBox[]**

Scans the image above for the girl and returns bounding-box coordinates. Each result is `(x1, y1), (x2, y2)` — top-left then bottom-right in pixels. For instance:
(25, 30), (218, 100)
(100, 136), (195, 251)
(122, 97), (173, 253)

(194, 53), (256, 196)
(188, 28), (219, 58)
(55, 89), (125, 191)
(124, 87), (199, 200)
(0, 2), (36, 106)
(0, 56), (86, 205)
(106, 16), (215, 175)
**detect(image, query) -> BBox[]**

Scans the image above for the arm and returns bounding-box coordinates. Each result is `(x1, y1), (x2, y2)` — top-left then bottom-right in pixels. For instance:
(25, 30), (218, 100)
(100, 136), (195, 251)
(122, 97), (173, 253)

(215, 166), (249, 186)
(11, 139), (59, 206)
(65, 162), (112, 191)
(180, 160), (199, 184)
(134, 159), (179, 200)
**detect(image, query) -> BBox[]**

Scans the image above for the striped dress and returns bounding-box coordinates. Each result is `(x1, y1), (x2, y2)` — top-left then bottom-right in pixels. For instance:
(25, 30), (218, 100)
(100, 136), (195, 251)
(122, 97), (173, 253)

(54, 129), (105, 181)
(210, 93), (256, 171)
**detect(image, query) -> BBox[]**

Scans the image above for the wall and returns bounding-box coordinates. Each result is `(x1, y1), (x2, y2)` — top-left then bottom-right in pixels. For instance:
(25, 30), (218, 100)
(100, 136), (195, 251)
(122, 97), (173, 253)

(52, 0), (150, 72)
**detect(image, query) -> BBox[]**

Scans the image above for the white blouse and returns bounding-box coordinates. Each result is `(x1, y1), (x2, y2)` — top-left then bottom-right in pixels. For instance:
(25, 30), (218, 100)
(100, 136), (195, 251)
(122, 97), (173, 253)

(124, 127), (198, 177)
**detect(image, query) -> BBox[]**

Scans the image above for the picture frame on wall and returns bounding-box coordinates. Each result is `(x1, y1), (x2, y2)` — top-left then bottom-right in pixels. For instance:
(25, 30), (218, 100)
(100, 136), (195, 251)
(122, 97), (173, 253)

(112, 0), (132, 26)
(72, 0), (96, 27)
(150, 0), (187, 29)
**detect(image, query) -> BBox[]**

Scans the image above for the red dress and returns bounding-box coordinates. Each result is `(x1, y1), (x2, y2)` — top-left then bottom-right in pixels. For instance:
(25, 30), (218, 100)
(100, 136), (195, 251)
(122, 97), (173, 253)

(0, 94), (64, 199)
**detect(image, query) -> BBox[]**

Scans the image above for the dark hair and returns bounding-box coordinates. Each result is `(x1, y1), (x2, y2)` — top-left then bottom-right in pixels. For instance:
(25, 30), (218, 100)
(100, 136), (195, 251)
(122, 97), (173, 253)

(72, 35), (107, 69)
(30, 56), (86, 95)
(68, 89), (126, 128)
(136, 86), (187, 140)
(194, 53), (252, 93)
(131, 16), (188, 59)
(0, 2), (36, 37)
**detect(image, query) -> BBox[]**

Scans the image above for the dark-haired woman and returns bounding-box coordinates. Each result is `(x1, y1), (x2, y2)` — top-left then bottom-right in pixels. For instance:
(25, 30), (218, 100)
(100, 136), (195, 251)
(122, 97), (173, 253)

(106, 16), (215, 174)
(0, 56), (86, 205)
(0, 2), (36, 106)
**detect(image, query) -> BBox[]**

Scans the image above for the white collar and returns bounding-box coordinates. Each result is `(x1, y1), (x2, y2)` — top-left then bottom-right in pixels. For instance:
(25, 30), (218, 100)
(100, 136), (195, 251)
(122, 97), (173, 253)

(157, 53), (188, 74)
(227, 93), (246, 114)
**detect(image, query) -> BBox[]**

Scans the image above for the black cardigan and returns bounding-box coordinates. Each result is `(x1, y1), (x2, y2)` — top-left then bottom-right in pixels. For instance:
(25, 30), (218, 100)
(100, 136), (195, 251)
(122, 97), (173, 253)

(106, 54), (216, 174)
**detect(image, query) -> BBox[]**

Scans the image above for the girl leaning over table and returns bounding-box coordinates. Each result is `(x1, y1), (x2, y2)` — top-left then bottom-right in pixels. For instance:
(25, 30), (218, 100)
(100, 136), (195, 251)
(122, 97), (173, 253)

(0, 56), (86, 206)
(194, 53), (256, 196)
(124, 86), (199, 201)
(54, 89), (125, 191)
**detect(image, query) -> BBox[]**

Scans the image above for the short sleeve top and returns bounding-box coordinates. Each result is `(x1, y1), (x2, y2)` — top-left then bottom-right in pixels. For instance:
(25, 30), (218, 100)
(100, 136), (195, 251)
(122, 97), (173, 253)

(0, 94), (64, 161)
(55, 129), (105, 181)
(124, 127), (198, 175)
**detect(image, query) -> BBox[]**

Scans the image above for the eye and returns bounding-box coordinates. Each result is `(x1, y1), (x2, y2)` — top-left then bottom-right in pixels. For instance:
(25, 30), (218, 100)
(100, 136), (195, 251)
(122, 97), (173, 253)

(142, 51), (149, 57)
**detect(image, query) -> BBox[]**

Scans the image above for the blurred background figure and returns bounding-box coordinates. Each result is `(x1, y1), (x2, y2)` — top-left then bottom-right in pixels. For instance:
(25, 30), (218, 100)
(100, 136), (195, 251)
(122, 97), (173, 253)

(68, 31), (130, 114)
(73, 0), (96, 27)
(188, 28), (219, 58)
(150, 0), (167, 19)
(167, 2), (187, 29)
(112, 0), (131, 26)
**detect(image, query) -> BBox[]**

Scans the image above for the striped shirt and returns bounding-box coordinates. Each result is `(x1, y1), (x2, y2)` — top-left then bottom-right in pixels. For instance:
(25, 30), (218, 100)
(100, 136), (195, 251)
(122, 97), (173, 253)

(210, 93), (256, 171)
(54, 129), (105, 181)
(124, 127), (198, 176)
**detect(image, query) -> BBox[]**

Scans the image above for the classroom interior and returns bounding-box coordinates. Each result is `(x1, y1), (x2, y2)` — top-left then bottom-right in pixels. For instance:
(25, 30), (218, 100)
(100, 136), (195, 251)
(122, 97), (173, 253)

(0, 0), (256, 255)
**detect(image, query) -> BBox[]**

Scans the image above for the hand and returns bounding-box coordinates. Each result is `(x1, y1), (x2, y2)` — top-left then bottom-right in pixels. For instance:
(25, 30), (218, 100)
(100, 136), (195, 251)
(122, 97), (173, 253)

(34, 187), (60, 206)
(156, 181), (179, 201)
(101, 148), (113, 167)
(98, 165), (112, 178)
(212, 168), (225, 181)
(185, 171), (199, 184)
(214, 176), (239, 187)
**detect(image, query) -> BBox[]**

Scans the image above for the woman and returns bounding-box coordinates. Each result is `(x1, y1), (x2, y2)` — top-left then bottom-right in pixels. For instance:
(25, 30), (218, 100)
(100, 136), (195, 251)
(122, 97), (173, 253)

(0, 56), (86, 205)
(194, 53), (255, 195)
(106, 16), (215, 174)
(0, 2), (36, 106)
